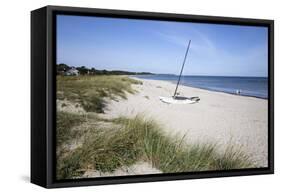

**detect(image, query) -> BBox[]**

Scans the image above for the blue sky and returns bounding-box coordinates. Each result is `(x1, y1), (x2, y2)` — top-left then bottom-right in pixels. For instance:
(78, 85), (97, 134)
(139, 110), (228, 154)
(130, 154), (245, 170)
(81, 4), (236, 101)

(57, 15), (268, 77)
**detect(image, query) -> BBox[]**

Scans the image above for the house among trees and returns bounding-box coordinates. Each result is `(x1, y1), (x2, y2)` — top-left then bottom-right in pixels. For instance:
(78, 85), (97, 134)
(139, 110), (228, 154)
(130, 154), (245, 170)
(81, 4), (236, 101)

(57, 63), (79, 76)
(65, 67), (79, 76)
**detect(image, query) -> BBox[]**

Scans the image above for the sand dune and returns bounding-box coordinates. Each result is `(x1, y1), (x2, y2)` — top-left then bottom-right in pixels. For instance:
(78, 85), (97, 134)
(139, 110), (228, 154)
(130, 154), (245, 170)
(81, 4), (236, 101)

(104, 77), (268, 167)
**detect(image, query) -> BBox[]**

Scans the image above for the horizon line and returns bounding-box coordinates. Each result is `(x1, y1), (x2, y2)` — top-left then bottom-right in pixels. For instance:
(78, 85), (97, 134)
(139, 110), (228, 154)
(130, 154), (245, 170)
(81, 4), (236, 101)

(57, 64), (267, 78)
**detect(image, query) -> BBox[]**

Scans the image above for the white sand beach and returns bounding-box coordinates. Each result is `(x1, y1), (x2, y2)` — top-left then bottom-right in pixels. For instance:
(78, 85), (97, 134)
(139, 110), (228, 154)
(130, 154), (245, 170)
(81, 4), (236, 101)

(104, 77), (268, 167)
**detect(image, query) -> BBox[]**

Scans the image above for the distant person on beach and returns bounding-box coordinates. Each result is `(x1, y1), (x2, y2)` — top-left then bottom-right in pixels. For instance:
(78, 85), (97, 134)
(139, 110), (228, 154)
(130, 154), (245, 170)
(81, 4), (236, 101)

(236, 89), (241, 95)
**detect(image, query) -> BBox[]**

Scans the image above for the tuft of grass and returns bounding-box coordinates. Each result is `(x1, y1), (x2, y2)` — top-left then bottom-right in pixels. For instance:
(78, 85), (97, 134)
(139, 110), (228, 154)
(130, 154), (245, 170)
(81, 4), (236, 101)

(57, 75), (142, 113)
(57, 116), (143, 179)
(56, 111), (87, 147)
(56, 114), (254, 179)
(113, 116), (253, 173)
(211, 145), (253, 170)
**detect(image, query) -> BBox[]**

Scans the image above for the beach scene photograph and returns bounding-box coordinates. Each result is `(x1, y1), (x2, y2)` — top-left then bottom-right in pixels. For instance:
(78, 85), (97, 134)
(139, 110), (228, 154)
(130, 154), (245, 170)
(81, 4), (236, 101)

(56, 15), (268, 180)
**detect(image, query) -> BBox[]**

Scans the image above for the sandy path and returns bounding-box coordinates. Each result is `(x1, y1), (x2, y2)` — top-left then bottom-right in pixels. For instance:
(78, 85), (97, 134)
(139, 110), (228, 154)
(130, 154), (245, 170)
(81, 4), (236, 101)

(104, 78), (268, 167)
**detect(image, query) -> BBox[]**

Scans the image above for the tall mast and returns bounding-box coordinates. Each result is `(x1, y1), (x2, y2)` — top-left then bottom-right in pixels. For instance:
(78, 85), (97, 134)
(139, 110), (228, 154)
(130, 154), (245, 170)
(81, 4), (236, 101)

(173, 40), (191, 98)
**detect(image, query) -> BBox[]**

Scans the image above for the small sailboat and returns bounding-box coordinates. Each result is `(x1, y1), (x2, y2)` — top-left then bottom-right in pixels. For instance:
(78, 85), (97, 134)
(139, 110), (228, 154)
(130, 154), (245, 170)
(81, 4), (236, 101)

(159, 40), (200, 104)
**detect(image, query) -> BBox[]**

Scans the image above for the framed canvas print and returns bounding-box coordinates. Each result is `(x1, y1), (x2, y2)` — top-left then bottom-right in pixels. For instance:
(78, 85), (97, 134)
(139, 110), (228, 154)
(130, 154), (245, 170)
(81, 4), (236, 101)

(31, 5), (274, 188)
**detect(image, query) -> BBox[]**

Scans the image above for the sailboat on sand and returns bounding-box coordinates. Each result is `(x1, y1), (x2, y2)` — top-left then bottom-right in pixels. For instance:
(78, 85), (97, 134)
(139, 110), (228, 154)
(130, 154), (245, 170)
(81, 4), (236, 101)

(159, 40), (200, 104)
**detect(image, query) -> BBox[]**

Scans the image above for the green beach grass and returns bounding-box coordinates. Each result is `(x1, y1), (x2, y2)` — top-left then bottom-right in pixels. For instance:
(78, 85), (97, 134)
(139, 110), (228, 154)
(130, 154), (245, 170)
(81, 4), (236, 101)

(57, 75), (142, 113)
(56, 75), (254, 179)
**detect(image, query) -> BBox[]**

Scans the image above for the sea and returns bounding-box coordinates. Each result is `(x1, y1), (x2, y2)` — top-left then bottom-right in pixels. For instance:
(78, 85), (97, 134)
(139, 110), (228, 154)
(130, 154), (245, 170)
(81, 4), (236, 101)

(133, 74), (268, 99)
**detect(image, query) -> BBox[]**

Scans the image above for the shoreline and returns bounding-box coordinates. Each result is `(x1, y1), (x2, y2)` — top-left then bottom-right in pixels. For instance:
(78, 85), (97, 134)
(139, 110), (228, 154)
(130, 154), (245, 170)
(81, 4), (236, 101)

(104, 76), (268, 167)
(178, 84), (268, 100)
(131, 75), (268, 100)
(132, 76), (268, 101)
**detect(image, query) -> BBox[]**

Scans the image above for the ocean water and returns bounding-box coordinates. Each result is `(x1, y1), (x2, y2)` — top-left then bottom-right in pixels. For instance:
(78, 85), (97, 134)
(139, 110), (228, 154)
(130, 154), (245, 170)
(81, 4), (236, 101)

(134, 74), (268, 99)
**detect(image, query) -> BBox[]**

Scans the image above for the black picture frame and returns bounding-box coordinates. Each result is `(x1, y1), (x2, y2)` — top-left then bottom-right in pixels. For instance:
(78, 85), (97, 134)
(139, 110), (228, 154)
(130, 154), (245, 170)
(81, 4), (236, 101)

(31, 5), (274, 188)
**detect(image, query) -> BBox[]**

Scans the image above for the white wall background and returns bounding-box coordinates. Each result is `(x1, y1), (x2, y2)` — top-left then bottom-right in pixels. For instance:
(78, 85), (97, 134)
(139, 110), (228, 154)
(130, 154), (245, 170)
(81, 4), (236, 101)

(0, 0), (279, 193)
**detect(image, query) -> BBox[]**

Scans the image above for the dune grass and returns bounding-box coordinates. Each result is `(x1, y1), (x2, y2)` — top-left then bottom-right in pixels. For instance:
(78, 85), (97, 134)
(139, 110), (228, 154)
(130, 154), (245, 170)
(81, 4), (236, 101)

(56, 75), (254, 180)
(56, 112), (87, 147)
(57, 75), (142, 113)
(57, 113), (254, 179)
